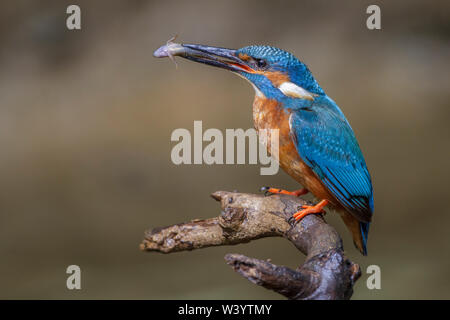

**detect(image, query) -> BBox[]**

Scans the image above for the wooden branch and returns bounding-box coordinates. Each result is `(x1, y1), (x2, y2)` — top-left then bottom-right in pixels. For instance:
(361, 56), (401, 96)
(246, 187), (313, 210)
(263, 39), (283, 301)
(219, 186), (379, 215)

(140, 191), (361, 300)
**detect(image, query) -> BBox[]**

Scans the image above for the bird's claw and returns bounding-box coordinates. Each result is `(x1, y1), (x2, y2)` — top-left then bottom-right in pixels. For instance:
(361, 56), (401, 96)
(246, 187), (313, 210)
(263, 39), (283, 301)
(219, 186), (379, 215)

(260, 186), (309, 197)
(292, 199), (329, 221)
(287, 216), (296, 225)
(260, 186), (275, 197)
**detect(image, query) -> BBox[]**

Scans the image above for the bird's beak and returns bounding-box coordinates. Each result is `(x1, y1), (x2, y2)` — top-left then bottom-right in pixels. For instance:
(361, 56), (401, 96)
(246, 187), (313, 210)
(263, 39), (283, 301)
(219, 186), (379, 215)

(154, 42), (254, 73)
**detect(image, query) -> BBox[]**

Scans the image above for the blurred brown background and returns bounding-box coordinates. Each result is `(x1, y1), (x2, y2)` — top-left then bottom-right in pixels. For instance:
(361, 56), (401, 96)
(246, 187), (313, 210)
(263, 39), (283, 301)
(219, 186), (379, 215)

(0, 0), (449, 299)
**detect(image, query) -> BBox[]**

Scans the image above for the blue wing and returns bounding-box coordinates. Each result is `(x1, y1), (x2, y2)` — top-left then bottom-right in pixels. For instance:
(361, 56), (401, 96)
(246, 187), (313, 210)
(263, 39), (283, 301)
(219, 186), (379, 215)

(289, 100), (374, 223)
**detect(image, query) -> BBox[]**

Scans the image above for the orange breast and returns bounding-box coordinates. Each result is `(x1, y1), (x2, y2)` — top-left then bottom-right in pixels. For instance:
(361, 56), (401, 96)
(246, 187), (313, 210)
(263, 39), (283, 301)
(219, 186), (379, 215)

(253, 96), (338, 205)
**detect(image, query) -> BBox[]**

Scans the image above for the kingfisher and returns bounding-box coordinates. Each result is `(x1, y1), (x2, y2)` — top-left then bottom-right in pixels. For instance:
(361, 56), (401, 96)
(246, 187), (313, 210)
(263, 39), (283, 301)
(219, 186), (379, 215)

(154, 40), (374, 255)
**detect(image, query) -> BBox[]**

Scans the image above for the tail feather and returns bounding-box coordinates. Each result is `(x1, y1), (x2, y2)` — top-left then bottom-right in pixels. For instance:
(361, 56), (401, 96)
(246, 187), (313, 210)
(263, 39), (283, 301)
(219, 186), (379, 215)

(359, 222), (370, 256)
(338, 209), (370, 256)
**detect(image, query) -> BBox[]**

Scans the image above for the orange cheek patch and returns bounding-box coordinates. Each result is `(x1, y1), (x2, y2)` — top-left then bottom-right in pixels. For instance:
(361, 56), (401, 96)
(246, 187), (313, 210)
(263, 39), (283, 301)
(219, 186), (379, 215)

(257, 71), (290, 87)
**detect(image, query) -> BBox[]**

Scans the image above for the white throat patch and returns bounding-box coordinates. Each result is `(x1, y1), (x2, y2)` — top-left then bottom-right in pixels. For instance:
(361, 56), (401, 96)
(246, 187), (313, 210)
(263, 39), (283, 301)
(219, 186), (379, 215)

(278, 82), (315, 100)
(234, 72), (265, 98)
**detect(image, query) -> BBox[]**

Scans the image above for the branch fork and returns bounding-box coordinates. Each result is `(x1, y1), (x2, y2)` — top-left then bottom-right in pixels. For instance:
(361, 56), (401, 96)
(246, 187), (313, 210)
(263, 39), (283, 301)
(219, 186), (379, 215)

(140, 191), (361, 300)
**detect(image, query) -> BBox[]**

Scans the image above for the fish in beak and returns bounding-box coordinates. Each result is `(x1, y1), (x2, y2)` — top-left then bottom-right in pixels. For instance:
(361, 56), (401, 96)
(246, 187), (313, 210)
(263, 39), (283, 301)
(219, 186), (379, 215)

(153, 40), (254, 73)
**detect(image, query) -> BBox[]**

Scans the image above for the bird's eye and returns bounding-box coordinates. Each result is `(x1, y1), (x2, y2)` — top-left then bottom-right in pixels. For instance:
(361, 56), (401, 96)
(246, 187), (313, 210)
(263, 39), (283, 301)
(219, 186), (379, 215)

(255, 58), (267, 69)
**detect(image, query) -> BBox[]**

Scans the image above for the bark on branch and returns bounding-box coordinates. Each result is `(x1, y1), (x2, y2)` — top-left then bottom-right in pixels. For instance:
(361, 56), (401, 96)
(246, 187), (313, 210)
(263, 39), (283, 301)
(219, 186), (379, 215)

(140, 191), (361, 300)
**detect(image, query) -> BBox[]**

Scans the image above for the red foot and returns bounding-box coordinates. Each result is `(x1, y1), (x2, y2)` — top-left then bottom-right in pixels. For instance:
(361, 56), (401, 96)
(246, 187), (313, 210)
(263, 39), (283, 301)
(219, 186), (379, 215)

(262, 187), (308, 197)
(293, 199), (329, 221)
